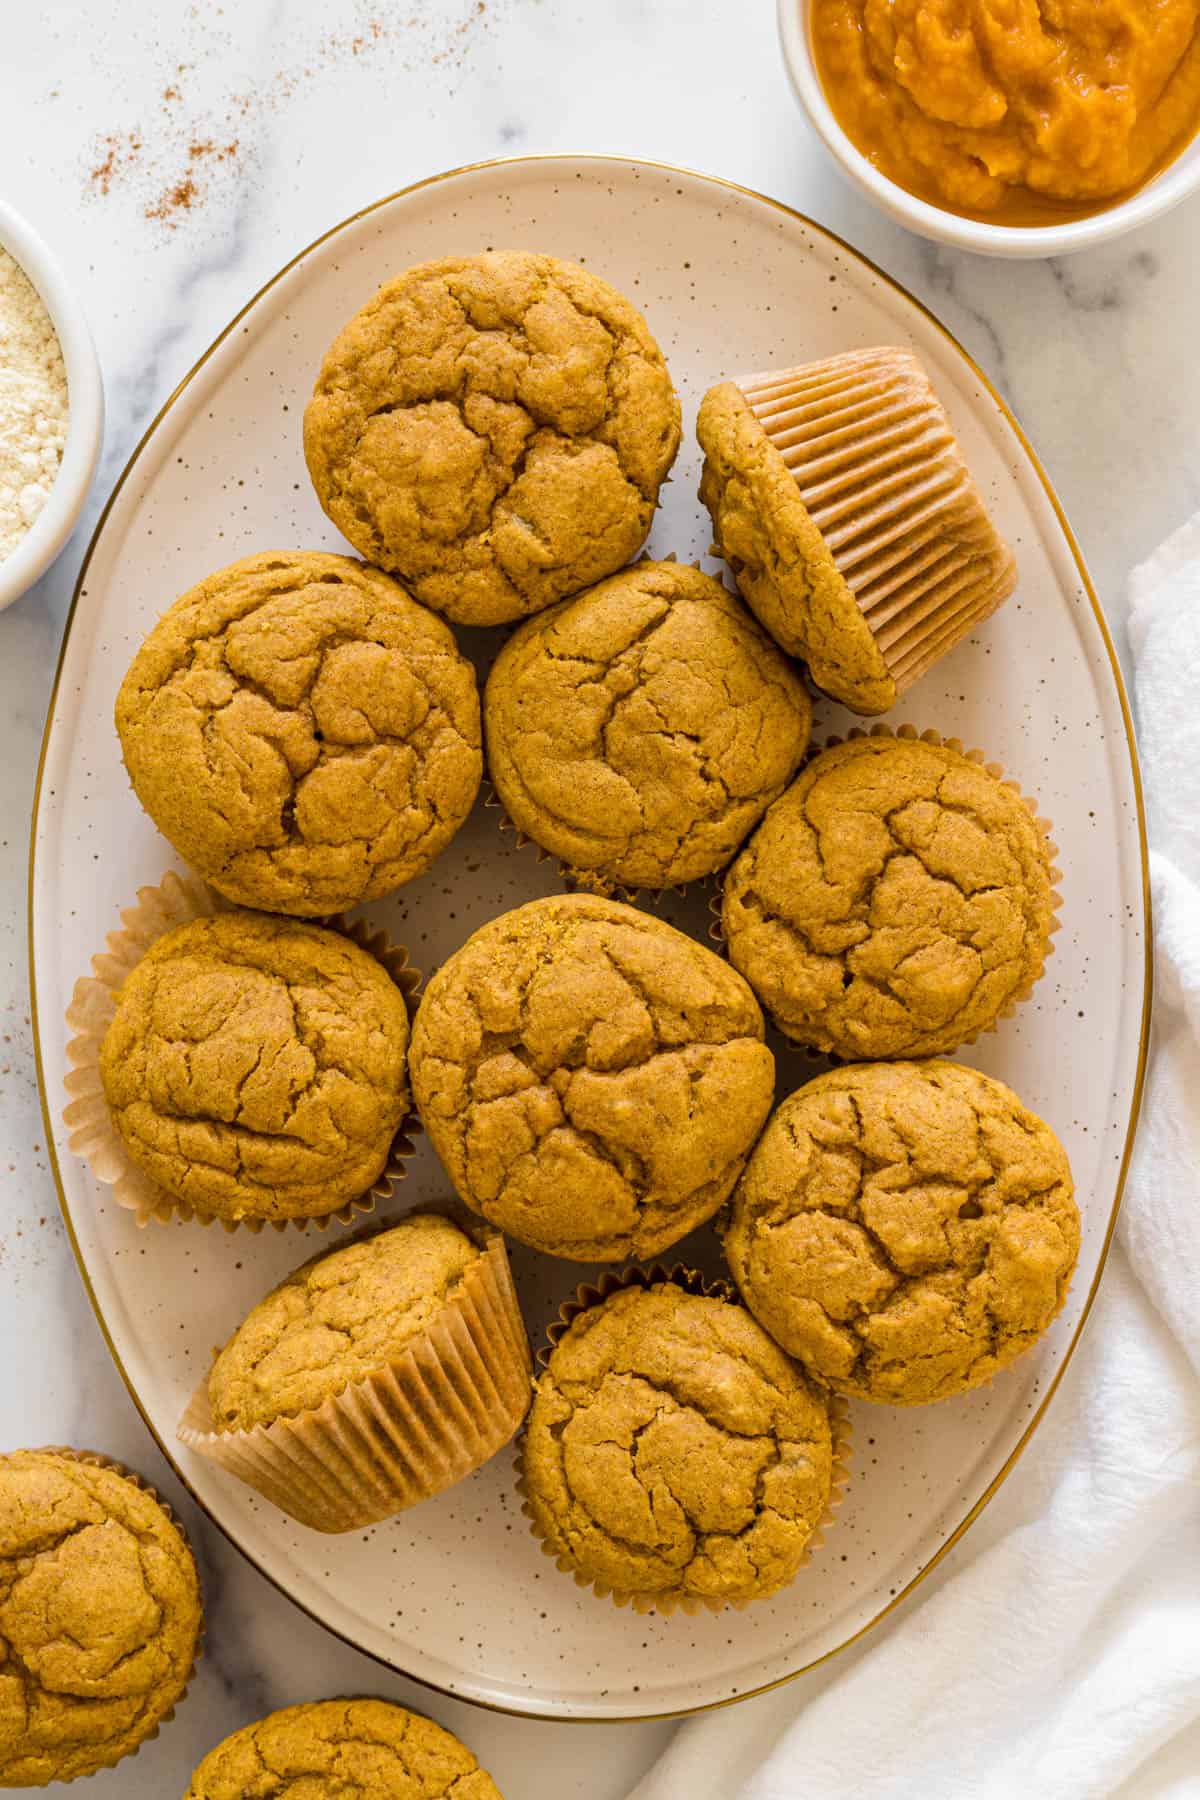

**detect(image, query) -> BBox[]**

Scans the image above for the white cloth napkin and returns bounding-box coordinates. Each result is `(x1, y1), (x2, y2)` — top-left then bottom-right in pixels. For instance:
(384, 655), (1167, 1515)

(631, 518), (1200, 1800)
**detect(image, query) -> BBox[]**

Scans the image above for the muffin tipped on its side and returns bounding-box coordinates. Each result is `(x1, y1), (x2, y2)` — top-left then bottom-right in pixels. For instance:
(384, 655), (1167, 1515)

(698, 349), (1016, 714)
(207, 1212), (483, 1431)
(182, 1213), (532, 1532)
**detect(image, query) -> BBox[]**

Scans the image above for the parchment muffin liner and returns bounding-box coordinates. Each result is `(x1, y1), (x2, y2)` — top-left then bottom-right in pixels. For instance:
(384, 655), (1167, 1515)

(735, 348), (1017, 703)
(177, 1220), (532, 1533)
(15, 1446), (205, 1779)
(61, 869), (422, 1232)
(710, 722), (1062, 1059)
(515, 1263), (851, 1618)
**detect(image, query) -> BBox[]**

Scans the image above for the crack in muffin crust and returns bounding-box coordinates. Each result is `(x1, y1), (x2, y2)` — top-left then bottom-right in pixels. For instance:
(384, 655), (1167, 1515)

(182, 1698), (502, 1798)
(523, 1284), (833, 1605)
(722, 735), (1056, 1059)
(0, 1451), (201, 1788)
(303, 254), (681, 626)
(723, 1061), (1080, 1405)
(485, 560), (812, 889)
(115, 551), (482, 916)
(99, 912), (410, 1223)
(409, 895), (776, 1261)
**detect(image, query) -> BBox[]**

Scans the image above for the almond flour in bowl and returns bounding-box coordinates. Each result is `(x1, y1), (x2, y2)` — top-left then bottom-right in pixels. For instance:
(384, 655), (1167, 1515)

(0, 246), (69, 565)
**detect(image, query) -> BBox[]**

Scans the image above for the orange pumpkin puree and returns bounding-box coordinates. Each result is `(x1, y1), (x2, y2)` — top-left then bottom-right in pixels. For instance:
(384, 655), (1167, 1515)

(812, 0), (1200, 225)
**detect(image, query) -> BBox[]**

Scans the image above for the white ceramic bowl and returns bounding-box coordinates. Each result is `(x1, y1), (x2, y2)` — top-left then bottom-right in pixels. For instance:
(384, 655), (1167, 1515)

(0, 199), (103, 611)
(779, 0), (1200, 257)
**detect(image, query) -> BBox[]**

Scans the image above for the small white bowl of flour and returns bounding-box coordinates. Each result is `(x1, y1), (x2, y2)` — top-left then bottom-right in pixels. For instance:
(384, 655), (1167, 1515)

(0, 198), (103, 612)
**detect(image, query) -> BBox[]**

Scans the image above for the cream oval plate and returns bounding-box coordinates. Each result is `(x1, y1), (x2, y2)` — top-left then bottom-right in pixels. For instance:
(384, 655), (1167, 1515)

(31, 156), (1149, 1720)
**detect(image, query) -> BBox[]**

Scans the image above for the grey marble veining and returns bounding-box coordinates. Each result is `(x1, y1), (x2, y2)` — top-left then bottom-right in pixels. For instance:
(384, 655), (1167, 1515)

(0, 1), (1195, 1793)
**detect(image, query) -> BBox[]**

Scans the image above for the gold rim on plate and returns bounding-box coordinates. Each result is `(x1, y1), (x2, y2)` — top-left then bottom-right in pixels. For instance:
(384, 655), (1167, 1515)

(27, 152), (1153, 1725)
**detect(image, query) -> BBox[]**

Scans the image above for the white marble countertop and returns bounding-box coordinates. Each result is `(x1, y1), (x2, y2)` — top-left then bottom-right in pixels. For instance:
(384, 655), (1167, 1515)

(0, 2), (1194, 1793)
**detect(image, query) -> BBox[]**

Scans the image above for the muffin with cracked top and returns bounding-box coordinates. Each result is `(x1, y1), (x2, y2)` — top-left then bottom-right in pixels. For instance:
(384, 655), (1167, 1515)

(183, 1699), (503, 1799)
(522, 1281), (834, 1610)
(722, 733), (1056, 1060)
(303, 253), (681, 626)
(409, 894), (776, 1261)
(484, 559), (812, 890)
(723, 1061), (1080, 1405)
(0, 1448), (201, 1787)
(115, 550), (482, 917)
(99, 910), (410, 1224)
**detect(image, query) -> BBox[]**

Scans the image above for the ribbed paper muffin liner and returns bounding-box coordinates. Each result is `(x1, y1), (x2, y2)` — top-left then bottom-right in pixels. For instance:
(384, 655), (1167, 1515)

(177, 1226), (532, 1533)
(61, 869), (421, 1231)
(712, 723), (1062, 1059)
(13, 1446), (204, 1779)
(516, 1264), (851, 1617)
(737, 348), (1017, 703)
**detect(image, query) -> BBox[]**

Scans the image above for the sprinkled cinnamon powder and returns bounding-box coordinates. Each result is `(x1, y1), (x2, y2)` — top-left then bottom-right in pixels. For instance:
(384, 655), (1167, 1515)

(145, 176), (198, 225)
(88, 130), (143, 196)
(84, 1), (500, 226)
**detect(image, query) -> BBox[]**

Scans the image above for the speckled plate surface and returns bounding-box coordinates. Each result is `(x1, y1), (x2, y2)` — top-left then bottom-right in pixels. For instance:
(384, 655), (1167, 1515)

(31, 156), (1149, 1721)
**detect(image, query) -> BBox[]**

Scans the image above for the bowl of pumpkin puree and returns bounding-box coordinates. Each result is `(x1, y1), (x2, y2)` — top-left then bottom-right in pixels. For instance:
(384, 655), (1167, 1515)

(779, 0), (1200, 255)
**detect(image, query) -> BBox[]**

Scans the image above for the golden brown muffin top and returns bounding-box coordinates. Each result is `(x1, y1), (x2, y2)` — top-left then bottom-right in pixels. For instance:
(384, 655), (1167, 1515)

(0, 1450), (201, 1788)
(698, 382), (896, 716)
(115, 551), (482, 917)
(182, 1699), (502, 1799)
(724, 1061), (1080, 1405)
(523, 1284), (833, 1606)
(484, 560), (812, 890)
(722, 735), (1055, 1060)
(100, 912), (410, 1224)
(409, 894), (775, 1261)
(303, 254), (681, 627)
(207, 1213), (482, 1432)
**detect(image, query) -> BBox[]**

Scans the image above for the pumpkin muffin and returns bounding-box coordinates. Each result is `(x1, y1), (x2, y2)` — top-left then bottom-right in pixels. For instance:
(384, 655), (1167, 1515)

(183, 1214), (531, 1531)
(723, 1061), (1081, 1405)
(183, 1699), (503, 1798)
(115, 551), (482, 917)
(207, 1212), (485, 1430)
(484, 559), (812, 890)
(409, 894), (775, 1261)
(722, 734), (1056, 1060)
(303, 253), (681, 627)
(99, 911), (410, 1224)
(698, 351), (1016, 715)
(0, 1449), (201, 1787)
(523, 1282), (834, 1609)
